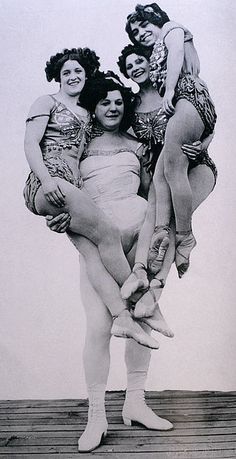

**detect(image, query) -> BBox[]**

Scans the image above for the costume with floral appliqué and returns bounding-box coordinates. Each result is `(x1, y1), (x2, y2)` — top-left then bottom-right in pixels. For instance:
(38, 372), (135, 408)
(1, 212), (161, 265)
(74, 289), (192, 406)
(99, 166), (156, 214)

(149, 22), (217, 137)
(24, 95), (92, 214)
(132, 107), (217, 186)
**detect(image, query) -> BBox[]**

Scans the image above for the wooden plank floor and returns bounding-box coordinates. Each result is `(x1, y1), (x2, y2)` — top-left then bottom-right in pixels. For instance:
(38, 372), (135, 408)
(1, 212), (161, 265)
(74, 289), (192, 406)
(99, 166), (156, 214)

(0, 391), (236, 458)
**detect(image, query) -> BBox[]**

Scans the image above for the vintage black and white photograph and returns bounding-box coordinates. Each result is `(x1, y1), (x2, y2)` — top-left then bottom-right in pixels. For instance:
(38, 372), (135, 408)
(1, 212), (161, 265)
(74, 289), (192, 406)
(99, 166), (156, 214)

(1, 0), (236, 457)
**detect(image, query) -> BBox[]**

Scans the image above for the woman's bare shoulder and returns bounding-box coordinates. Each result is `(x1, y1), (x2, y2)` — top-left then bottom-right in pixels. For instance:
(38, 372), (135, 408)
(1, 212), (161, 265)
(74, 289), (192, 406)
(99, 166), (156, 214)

(28, 94), (55, 116)
(162, 21), (186, 39)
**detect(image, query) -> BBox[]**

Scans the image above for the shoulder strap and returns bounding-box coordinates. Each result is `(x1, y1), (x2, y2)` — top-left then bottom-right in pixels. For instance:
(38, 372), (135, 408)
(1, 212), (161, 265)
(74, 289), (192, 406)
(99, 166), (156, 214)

(26, 94), (56, 122)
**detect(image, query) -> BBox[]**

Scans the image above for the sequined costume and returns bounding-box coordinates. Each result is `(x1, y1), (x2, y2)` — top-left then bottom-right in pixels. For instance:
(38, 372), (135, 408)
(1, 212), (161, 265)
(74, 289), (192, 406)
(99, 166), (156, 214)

(132, 108), (217, 186)
(149, 22), (217, 137)
(23, 95), (92, 214)
(80, 144), (147, 253)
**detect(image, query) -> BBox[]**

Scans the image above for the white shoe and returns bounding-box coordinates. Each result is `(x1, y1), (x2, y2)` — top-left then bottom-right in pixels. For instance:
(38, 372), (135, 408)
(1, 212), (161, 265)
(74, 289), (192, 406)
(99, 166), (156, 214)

(141, 304), (174, 338)
(111, 310), (159, 349)
(122, 391), (173, 431)
(78, 406), (108, 452)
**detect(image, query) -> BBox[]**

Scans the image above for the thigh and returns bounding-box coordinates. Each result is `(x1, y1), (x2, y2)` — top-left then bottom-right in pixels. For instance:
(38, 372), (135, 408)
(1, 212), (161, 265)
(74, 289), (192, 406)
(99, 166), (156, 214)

(126, 240), (137, 269)
(35, 178), (116, 244)
(165, 99), (205, 146)
(189, 164), (215, 211)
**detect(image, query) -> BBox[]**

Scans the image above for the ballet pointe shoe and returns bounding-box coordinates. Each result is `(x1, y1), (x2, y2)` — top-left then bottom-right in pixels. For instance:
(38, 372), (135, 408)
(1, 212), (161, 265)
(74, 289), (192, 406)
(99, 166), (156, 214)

(141, 303), (174, 338)
(148, 225), (170, 275)
(122, 391), (173, 431)
(111, 310), (159, 349)
(133, 275), (165, 319)
(133, 288), (159, 319)
(175, 231), (196, 278)
(139, 278), (174, 338)
(78, 405), (108, 452)
(121, 263), (149, 302)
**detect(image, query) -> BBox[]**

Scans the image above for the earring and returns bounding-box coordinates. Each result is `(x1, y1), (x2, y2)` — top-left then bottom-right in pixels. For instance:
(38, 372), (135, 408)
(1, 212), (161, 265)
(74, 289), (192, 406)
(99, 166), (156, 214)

(92, 113), (96, 119)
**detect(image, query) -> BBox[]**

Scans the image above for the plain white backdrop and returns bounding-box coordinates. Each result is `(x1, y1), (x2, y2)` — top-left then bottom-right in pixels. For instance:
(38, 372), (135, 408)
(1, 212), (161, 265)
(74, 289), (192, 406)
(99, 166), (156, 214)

(0, 0), (236, 399)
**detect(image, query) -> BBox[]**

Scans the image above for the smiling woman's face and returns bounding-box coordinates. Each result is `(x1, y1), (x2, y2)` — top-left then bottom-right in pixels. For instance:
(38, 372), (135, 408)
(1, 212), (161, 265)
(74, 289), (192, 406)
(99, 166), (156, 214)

(125, 53), (150, 84)
(60, 60), (86, 96)
(94, 90), (124, 131)
(130, 20), (160, 47)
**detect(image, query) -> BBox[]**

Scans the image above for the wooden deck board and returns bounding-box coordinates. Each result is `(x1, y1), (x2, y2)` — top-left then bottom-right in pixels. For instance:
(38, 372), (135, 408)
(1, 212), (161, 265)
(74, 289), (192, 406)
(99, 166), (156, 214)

(0, 391), (235, 458)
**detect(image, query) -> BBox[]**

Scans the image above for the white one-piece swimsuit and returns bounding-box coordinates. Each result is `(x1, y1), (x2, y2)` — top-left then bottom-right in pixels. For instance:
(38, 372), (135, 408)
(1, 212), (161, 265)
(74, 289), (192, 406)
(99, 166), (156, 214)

(80, 145), (147, 253)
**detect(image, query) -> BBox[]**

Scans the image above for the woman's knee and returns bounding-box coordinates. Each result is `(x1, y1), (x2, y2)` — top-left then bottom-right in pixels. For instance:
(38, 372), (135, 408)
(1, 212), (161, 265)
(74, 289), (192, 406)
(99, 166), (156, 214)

(86, 320), (112, 346)
(163, 146), (188, 182)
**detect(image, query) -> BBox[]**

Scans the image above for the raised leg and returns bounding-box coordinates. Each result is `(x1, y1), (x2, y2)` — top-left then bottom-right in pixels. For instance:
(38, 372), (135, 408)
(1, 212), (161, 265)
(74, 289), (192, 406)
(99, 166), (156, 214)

(162, 99), (205, 232)
(160, 99), (205, 275)
(68, 234), (159, 349)
(34, 178), (131, 286)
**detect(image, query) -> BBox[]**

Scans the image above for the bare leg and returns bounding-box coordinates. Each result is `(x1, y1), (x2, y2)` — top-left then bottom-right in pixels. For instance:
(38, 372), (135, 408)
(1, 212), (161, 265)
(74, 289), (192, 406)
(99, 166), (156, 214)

(34, 178), (131, 285)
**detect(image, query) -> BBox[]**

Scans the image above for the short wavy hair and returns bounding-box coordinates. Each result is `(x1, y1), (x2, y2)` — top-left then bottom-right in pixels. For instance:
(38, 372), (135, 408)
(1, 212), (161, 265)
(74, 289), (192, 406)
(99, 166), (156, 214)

(117, 44), (152, 79)
(80, 71), (135, 132)
(126, 3), (170, 45)
(45, 47), (100, 82)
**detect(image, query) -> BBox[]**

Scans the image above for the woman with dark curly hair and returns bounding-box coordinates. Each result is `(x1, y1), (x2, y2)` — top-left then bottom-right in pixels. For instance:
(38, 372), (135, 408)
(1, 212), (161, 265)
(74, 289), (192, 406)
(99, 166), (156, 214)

(125, 3), (217, 277)
(47, 73), (174, 453)
(117, 43), (216, 319)
(23, 48), (156, 349)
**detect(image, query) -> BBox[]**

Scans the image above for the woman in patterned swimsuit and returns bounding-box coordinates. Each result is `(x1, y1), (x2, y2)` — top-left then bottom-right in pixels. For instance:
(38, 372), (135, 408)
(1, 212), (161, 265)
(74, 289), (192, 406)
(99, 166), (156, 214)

(23, 48), (155, 349)
(118, 43), (217, 322)
(125, 3), (217, 277)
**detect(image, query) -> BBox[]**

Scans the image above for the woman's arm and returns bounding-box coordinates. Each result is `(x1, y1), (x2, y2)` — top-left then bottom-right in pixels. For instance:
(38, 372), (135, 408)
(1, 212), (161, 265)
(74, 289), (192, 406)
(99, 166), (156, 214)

(163, 27), (185, 115)
(24, 96), (65, 207)
(182, 132), (215, 160)
(24, 96), (52, 182)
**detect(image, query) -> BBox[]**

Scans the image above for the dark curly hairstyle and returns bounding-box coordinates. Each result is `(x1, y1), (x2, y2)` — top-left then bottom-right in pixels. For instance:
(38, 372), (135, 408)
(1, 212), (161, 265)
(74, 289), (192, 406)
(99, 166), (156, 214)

(117, 44), (152, 79)
(126, 3), (170, 45)
(80, 71), (135, 132)
(45, 47), (100, 82)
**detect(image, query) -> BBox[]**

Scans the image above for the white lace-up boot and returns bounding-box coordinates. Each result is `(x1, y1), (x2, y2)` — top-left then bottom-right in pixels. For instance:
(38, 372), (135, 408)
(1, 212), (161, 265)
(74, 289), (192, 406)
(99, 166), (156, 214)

(122, 389), (173, 431)
(78, 388), (108, 452)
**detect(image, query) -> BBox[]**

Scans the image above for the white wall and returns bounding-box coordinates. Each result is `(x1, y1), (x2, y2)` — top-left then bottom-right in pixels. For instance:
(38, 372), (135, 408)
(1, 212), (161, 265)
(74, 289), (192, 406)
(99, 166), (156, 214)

(0, 0), (236, 399)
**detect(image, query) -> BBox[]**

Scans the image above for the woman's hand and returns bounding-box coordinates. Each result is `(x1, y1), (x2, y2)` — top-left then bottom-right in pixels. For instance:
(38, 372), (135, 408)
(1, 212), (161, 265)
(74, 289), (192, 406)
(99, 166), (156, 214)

(162, 89), (175, 116)
(46, 213), (71, 233)
(182, 140), (204, 161)
(41, 177), (66, 207)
